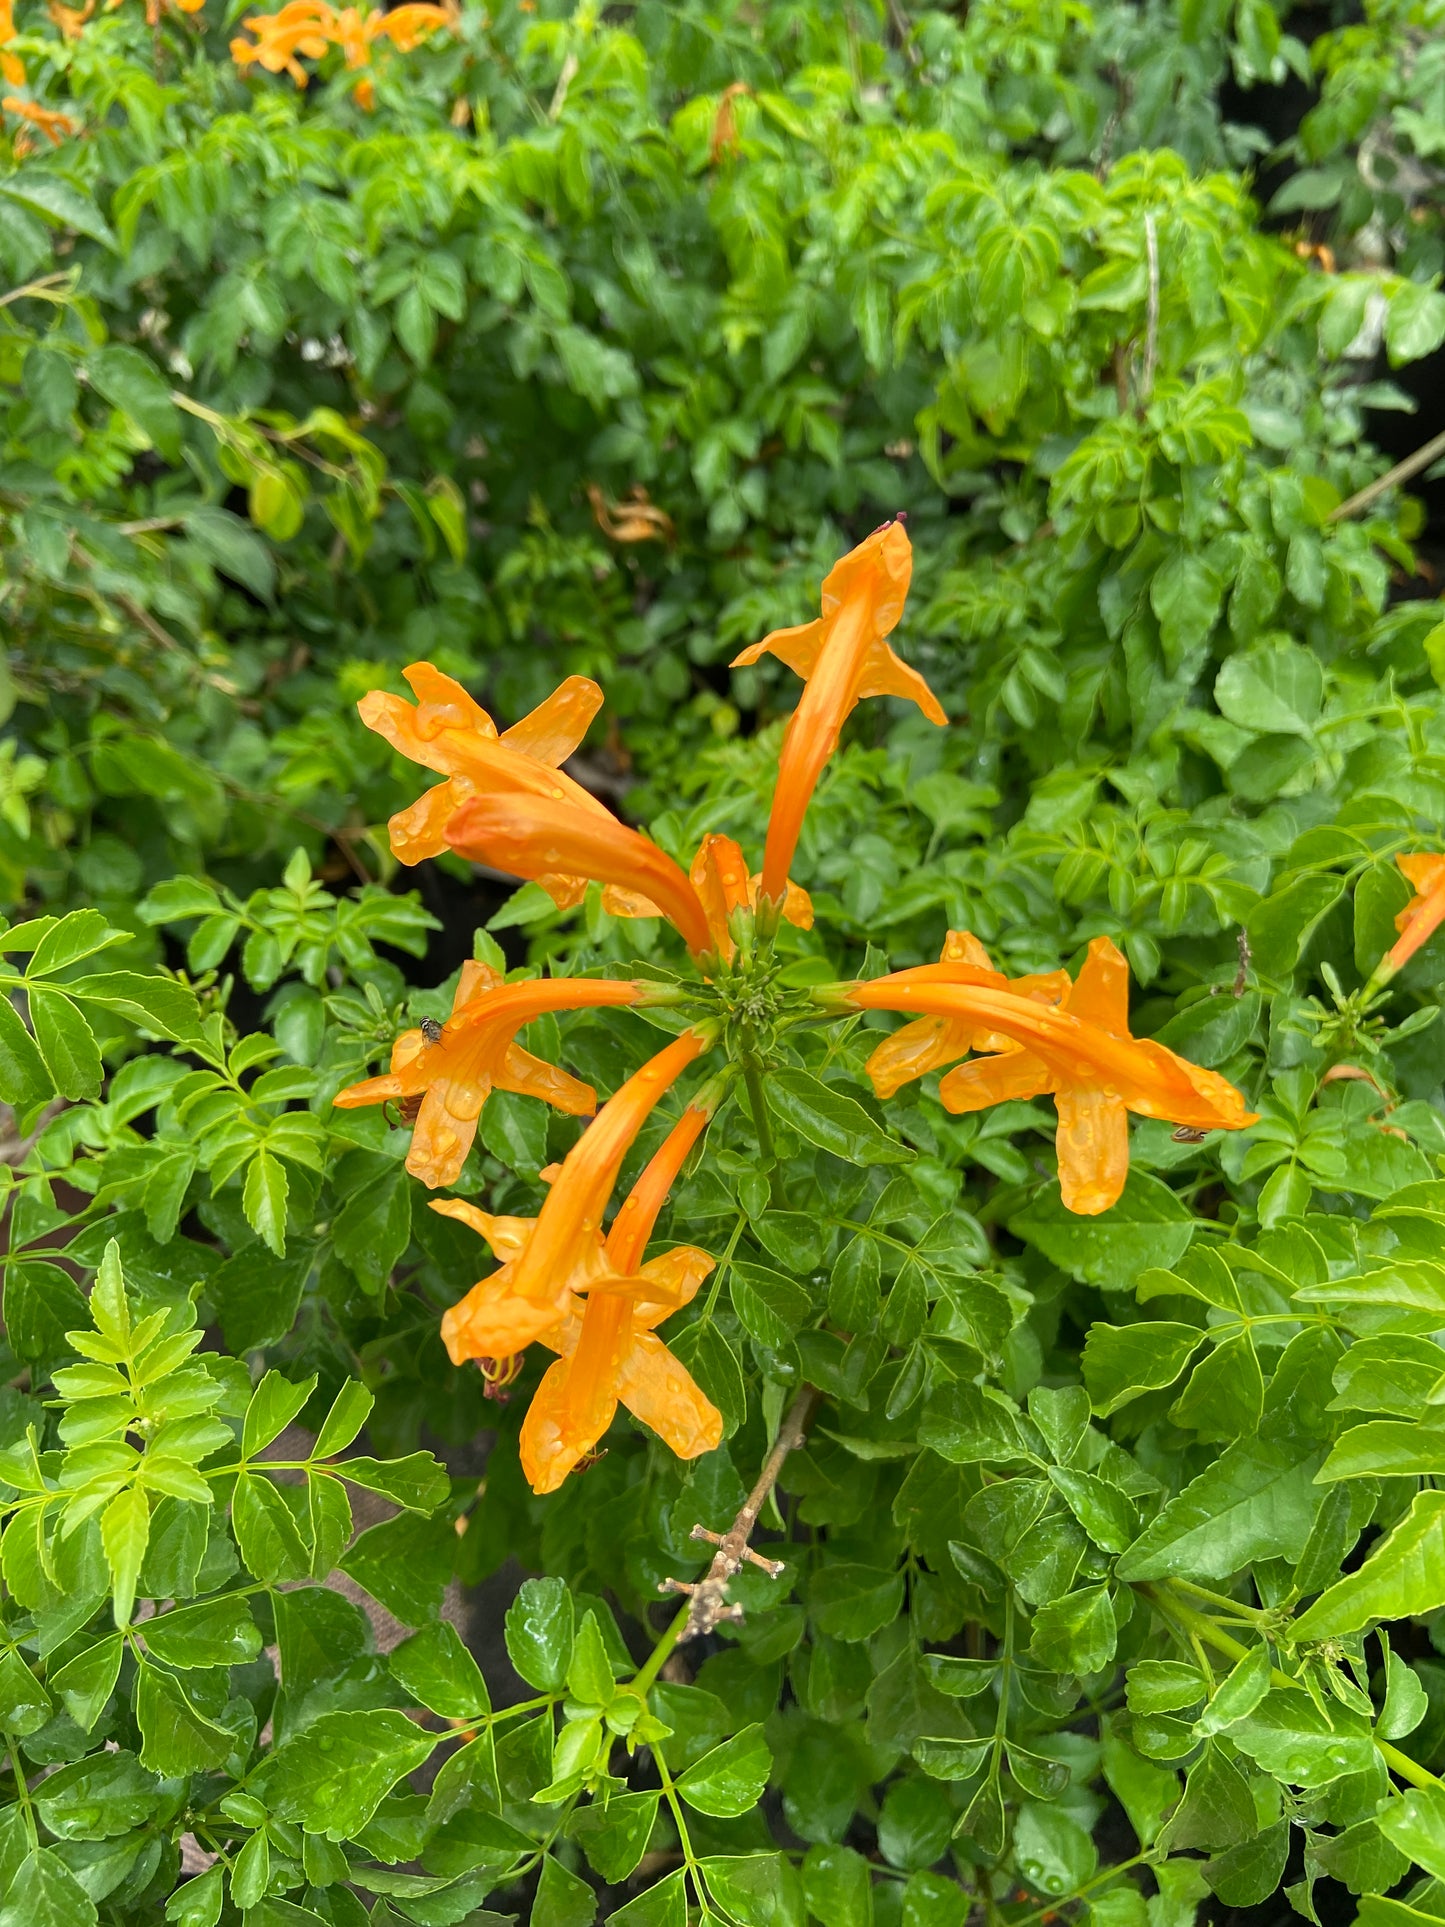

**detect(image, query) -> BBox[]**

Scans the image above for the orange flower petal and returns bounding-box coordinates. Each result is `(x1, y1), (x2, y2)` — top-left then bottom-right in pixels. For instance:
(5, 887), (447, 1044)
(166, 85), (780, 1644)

(499, 673), (604, 765)
(615, 1332), (722, 1461)
(1386, 852), (1445, 972)
(1054, 1085), (1130, 1216)
(446, 794), (713, 957)
(519, 1356), (611, 1494)
(938, 1048), (1051, 1113)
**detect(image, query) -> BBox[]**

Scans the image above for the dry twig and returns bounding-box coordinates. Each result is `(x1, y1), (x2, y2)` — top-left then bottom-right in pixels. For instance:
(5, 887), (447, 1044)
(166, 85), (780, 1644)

(660, 1382), (819, 1640)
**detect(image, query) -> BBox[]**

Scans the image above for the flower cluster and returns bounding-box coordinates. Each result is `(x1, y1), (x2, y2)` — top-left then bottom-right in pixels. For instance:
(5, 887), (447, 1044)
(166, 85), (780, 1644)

(230, 0), (454, 106)
(339, 522), (1268, 1490)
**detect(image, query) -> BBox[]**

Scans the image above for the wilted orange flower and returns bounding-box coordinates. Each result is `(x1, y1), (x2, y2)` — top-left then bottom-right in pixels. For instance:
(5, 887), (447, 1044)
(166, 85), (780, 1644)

(689, 833), (812, 963)
(709, 80), (751, 164)
(447, 794), (715, 959)
(587, 482), (676, 546)
(732, 519), (946, 907)
(1378, 853), (1445, 980)
(864, 931), (1069, 1099)
(848, 937), (1256, 1214)
(359, 664), (610, 894)
(333, 962), (649, 1188)
(3, 95), (80, 142)
(231, 0), (453, 100)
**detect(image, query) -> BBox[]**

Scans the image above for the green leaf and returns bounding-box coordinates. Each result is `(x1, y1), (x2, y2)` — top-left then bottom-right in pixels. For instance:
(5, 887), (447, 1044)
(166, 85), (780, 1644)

(0, 170), (116, 247)
(0, 1847), (99, 1927)
(767, 1069), (913, 1165)
(1082, 1322), (1202, 1416)
(34, 1750), (161, 1840)
(1194, 1643), (1271, 1737)
(164, 1865), (224, 1927)
(182, 506), (276, 600)
(25, 910), (127, 976)
(801, 1844), (872, 1927)
(730, 1261), (811, 1349)
(243, 1369), (318, 1459)
(101, 1485), (150, 1626)
(338, 1452), (449, 1513)
(504, 1576), (575, 1691)
(314, 1379), (374, 1458)
(1117, 1437), (1325, 1581)
(390, 1621), (490, 1719)
(1161, 1743), (1257, 1851)
(1012, 1174), (1196, 1289)
(274, 1585), (370, 1700)
(340, 1509), (453, 1623)
(258, 1708), (436, 1840)
(0, 995), (52, 1106)
(1223, 1688), (1373, 1787)
(28, 988), (102, 1100)
(0, 1645), (52, 1736)
(1292, 1491), (1445, 1639)
(1027, 1584), (1117, 1675)
(66, 971), (203, 1042)
(1245, 875), (1345, 978)
(89, 345), (181, 461)
(533, 1854), (596, 1927)
(1375, 1786), (1445, 1881)
(142, 1595), (261, 1668)
(606, 1870), (686, 1926)
(212, 1245), (309, 1354)
(567, 1610), (616, 1707)
(243, 1150), (289, 1257)
(677, 1723), (771, 1817)
(699, 1852), (804, 1925)
(918, 1380), (1028, 1463)
(134, 1663), (235, 1775)
(669, 1320), (746, 1437)
(332, 1161), (411, 1289)
(231, 1473), (310, 1584)
(568, 1790), (660, 1883)
(1215, 643), (1322, 738)
(809, 1562), (906, 1641)
(48, 1636), (122, 1733)
(1202, 1820), (1290, 1907)
(4, 1259), (88, 1364)
(1012, 1802), (1097, 1896)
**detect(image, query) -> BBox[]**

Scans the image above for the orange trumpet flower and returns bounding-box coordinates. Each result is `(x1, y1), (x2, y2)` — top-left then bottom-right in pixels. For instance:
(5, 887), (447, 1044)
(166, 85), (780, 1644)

(358, 664), (608, 894)
(520, 1102), (720, 1492)
(446, 794), (715, 959)
(436, 1030), (712, 1378)
(1376, 853), (1445, 982)
(846, 937), (1256, 1215)
(689, 833), (812, 963)
(231, 0), (453, 98)
(333, 963), (647, 1188)
(732, 520), (946, 907)
(863, 931), (1070, 1099)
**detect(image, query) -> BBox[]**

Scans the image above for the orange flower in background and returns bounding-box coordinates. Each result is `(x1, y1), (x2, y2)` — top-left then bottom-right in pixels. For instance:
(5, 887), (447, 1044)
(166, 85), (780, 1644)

(447, 794), (715, 959)
(849, 937), (1256, 1214)
(709, 80), (751, 165)
(732, 519), (946, 907)
(358, 664), (608, 891)
(230, 0), (453, 99)
(864, 931), (1070, 1100)
(3, 95), (80, 142)
(521, 1103), (720, 1492)
(1379, 853), (1445, 979)
(333, 962), (646, 1188)
(587, 483), (676, 546)
(689, 833), (812, 964)
(1, 0), (25, 85)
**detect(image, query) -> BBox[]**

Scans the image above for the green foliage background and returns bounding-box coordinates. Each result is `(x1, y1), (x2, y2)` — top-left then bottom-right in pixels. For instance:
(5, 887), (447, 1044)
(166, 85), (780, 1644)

(4, 1), (1445, 1924)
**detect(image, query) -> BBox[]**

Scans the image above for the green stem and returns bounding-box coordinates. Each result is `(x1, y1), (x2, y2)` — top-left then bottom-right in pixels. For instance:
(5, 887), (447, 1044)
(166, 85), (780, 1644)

(634, 1601), (691, 1700)
(740, 1048), (785, 1208)
(1009, 1851), (1156, 1927)
(6, 1739), (38, 1851)
(654, 1740), (706, 1906)
(1140, 1583), (1440, 1791)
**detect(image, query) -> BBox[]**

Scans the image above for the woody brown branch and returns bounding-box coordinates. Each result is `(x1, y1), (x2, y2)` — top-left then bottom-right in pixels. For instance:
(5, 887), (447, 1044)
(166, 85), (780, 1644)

(660, 1382), (820, 1641)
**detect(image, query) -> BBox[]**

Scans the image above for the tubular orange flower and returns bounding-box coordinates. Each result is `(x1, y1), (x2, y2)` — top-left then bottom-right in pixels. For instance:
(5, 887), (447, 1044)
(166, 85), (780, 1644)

(689, 832), (812, 963)
(587, 482), (676, 546)
(231, 0), (452, 97)
(732, 520), (946, 906)
(520, 1103), (720, 1492)
(358, 664), (609, 895)
(850, 937), (1256, 1215)
(446, 794), (714, 959)
(863, 931), (1069, 1099)
(505, 1028), (709, 1307)
(0, 0), (25, 86)
(1379, 853), (1445, 980)
(333, 962), (644, 1188)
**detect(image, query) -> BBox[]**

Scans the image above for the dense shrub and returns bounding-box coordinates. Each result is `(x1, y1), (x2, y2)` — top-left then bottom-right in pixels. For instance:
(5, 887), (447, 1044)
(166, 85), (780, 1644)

(4, 4), (1445, 1927)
